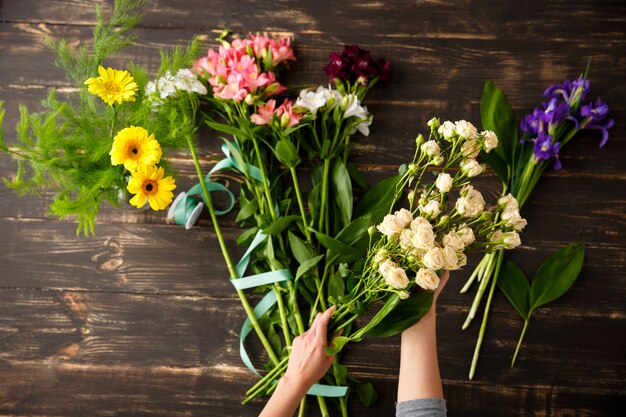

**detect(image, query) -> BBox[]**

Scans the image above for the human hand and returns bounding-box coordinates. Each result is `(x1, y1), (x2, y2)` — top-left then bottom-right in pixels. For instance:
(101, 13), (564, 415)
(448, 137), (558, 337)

(282, 305), (336, 395)
(433, 270), (450, 304)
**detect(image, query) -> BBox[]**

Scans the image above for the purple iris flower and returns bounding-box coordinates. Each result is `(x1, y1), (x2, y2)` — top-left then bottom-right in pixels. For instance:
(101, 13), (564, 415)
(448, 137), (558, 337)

(533, 131), (562, 170)
(580, 98), (615, 147)
(544, 76), (590, 106)
(520, 98), (570, 135)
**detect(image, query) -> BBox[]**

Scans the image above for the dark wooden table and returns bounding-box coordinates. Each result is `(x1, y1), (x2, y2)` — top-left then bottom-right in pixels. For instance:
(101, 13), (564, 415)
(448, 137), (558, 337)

(1, 1), (624, 416)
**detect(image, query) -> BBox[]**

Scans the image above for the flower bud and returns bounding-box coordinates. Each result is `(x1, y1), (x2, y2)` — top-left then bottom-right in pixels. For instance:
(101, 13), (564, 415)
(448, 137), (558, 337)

(415, 134), (425, 146)
(244, 94), (255, 105)
(407, 190), (415, 203)
(431, 156), (444, 166)
(368, 226), (377, 236)
(427, 117), (440, 130)
(436, 215), (449, 227)
(479, 211), (493, 221)
(398, 291), (410, 300)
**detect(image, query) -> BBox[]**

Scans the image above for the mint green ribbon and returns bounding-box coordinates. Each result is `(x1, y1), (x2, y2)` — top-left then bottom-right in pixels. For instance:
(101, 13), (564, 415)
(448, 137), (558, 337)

(232, 230), (348, 398)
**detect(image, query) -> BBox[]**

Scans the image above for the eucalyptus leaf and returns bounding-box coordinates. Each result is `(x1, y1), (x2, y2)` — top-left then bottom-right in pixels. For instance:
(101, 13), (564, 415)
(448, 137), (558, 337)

(262, 215), (301, 235)
(497, 260), (530, 319)
(296, 254), (324, 280)
(368, 291), (434, 337)
(332, 159), (353, 227)
(480, 80), (518, 165)
(529, 242), (585, 311)
(354, 175), (402, 218)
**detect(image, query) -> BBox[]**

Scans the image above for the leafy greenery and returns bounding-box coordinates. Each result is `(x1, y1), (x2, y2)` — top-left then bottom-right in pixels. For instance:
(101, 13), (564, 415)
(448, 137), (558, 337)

(498, 242), (585, 366)
(0, 0), (202, 235)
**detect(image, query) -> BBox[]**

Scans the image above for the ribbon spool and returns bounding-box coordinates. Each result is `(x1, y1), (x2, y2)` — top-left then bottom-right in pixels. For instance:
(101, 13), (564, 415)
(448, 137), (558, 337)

(168, 179), (235, 229)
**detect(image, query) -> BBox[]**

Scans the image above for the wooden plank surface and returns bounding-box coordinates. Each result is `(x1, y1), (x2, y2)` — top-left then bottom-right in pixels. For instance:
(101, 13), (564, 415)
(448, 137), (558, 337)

(1, 0), (625, 416)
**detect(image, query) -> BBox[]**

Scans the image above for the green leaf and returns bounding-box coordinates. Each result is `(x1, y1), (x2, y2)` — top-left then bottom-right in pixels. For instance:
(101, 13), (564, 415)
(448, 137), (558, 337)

(332, 362), (348, 385)
(347, 162), (370, 190)
(262, 215), (301, 235)
(274, 139), (300, 168)
(315, 232), (362, 256)
(356, 382), (379, 407)
(328, 270), (346, 299)
(480, 150), (509, 184)
(324, 336), (350, 355)
(331, 159), (353, 228)
(480, 80), (518, 166)
(296, 254), (324, 280)
(354, 175), (402, 218)
(368, 292), (434, 337)
(236, 227), (258, 246)
(350, 294), (402, 342)
(235, 199), (259, 222)
(206, 120), (248, 139)
(529, 242), (585, 312)
(288, 231), (314, 264)
(497, 260), (530, 319)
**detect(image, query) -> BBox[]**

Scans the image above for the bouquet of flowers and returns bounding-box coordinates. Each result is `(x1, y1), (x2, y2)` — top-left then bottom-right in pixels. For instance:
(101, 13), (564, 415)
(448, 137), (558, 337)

(461, 70), (613, 378)
(0, 0), (213, 235)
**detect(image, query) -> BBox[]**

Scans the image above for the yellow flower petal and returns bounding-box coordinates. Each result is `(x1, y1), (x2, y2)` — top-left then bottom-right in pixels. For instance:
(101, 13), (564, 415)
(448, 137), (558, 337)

(126, 165), (176, 211)
(85, 66), (138, 106)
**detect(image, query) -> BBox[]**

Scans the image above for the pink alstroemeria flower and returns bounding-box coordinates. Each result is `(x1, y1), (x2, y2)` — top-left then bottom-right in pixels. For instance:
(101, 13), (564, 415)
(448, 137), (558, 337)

(251, 100), (277, 125)
(263, 71), (286, 97)
(276, 99), (302, 128)
(214, 73), (248, 102)
(249, 34), (272, 59)
(270, 37), (296, 66)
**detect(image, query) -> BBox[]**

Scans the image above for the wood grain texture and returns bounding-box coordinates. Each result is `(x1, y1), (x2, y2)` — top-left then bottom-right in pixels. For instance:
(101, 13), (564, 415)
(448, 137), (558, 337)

(0, 0), (624, 416)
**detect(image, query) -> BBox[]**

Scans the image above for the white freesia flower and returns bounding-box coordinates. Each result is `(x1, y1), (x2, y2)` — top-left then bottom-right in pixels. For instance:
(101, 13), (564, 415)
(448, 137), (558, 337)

(442, 231), (465, 252)
(457, 224), (475, 245)
(412, 223), (435, 250)
(442, 246), (460, 270)
(502, 231), (522, 249)
(498, 193), (519, 213)
(352, 111), (373, 136)
(343, 94), (367, 119)
(379, 260), (409, 289)
(460, 158), (483, 178)
(435, 172), (453, 193)
(420, 140), (441, 157)
(295, 85), (332, 114)
(420, 200), (440, 218)
(455, 120), (478, 139)
(455, 185), (485, 217)
(502, 210), (527, 231)
(377, 214), (406, 237)
(461, 140), (481, 158)
(415, 268), (440, 291)
(438, 120), (456, 139)
(482, 130), (498, 152)
(423, 247), (445, 270)
(395, 208), (413, 226)
(410, 216), (430, 232)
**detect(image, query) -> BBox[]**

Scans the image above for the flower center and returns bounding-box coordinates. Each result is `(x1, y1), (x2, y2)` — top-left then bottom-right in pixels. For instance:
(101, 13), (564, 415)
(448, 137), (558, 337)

(131, 147), (138, 155)
(143, 180), (158, 195)
(104, 80), (122, 94)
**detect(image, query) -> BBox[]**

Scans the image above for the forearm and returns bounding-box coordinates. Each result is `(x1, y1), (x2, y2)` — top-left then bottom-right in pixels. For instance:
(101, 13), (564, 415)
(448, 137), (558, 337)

(258, 375), (308, 417)
(397, 308), (443, 402)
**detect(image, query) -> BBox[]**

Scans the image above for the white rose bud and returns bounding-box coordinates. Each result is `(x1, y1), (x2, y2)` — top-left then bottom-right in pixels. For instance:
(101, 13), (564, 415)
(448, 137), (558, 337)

(395, 208), (413, 227)
(377, 214), (406, 237)
(373, 248), (389, 266)
(489, 230), (504, 250)
(498, 193), (519, 213)
(461, 139), (481, 158)
(455, 120), (478, 139)
(435, 172), (453, 193)
(420, 140), (441, 158)
(407, 190), (415, 203)
(457, 224), (476, 245)
(398, 290), (410, 300)
(415, 268), (440, 291)
(442, 246), (460, 270)
(502, 231), (521, 249)
(410, 216), (430, 231)
(420, 200), (440, 218)
(455, 185), (485, 218)
(431, 156), (444, 166)
(438, 120), (456, 140)
(378, 259), (396, 276)
(442, 231), (465, 252)
(427, 117), (440, 130)
(368, 225), (377, 236)
(460, 158), (483, 178)
(381, 262), (410, 289)
(502, 210), (528, 231)
(457, 252), (467, 268)
(482, 130), (498, 152)
(415, 134), (425, 146)
(399, 229), (416, 252)
(423, 247), (445, 270)
(412, 223), (435, 250)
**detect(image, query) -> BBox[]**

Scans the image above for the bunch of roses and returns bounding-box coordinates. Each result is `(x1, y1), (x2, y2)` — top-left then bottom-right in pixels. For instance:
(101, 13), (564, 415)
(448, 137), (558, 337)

(85, 66), (176, 211)
(192, 33), (295, 102)
(520, 76), (614, 169)
(324, 44), (391, 86)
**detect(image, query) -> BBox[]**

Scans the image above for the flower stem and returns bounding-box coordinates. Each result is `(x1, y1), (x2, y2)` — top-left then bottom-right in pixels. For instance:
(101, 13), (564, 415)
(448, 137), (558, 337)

(460, 253), (488, 293)
(511, 319), (529, 368)
(319, 158), (331, 233)
(186, 137), (280, 366)
(462, 252), (495, 329)
(317, 395), (330, 417)
(468, 250), (504, 380)
(290, 166), (312, 243)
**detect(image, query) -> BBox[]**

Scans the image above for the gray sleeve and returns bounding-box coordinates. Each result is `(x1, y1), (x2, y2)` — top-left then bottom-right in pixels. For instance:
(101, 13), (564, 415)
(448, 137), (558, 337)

(395, 398), (447, 417)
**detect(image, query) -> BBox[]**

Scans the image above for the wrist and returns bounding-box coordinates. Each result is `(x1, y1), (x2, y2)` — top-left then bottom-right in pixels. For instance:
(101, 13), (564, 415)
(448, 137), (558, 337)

(279, 372), (310, 399)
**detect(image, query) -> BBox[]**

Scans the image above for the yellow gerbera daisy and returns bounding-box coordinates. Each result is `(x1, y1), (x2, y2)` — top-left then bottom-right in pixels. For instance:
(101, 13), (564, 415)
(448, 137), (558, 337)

(127, 165), (176, 211)
(110, 126), (162, 172)
(84, 66), (138, 106)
